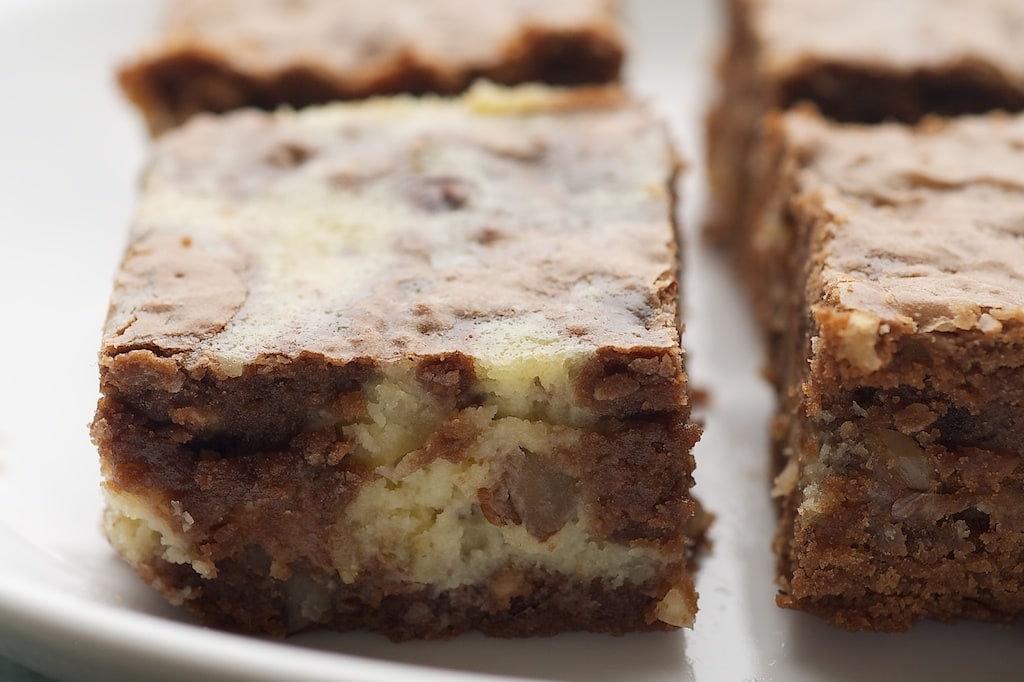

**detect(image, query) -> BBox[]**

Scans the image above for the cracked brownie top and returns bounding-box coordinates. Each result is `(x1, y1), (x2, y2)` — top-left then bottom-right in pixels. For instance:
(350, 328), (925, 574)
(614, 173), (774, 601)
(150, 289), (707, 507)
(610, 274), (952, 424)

(102, 84), (685, 419)
(777, 110), (1024, 338)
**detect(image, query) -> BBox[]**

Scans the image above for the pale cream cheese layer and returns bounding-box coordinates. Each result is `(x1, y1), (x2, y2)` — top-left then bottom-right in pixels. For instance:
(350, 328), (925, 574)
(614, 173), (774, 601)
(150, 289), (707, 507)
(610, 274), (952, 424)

(104, 359), (687, 623)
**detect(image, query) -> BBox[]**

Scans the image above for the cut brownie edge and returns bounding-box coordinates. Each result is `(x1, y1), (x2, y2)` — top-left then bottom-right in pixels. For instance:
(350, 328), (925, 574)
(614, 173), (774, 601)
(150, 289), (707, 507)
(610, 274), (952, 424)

(94, 396), (701, 587)
(99, 405), (702, 638)
(775, 61), (1024, 125)
(104, 507), (694, 639)
(120, 36), (624, 136)
(774, 416), (1024, 631)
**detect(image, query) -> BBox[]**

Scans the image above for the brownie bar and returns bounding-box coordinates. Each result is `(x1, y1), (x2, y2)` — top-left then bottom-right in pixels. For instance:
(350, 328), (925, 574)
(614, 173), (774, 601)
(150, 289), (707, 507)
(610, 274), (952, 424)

(761, 109), (1024, 630)
(706, 0), (1024, 278)
(120, 0), (625, 134)
(91, 84), (705, 639)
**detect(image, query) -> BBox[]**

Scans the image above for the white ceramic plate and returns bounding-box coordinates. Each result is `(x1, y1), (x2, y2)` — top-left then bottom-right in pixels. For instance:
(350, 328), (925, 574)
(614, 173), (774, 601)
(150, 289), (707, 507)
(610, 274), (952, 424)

(1, 1), (1023, 680)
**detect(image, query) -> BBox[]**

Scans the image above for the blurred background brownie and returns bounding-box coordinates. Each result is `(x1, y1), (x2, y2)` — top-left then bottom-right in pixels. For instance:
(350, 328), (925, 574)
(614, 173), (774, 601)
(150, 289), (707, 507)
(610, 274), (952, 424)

(706, 0), (1024, 248)
(119, 0), (625, 133)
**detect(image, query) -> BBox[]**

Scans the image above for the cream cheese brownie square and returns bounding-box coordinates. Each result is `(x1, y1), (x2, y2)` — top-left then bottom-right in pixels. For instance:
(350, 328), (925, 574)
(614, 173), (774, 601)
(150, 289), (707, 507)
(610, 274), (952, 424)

(90, 84), (705, 639)
(762, 109), (1024, 630)
(120, 0), (625, 134)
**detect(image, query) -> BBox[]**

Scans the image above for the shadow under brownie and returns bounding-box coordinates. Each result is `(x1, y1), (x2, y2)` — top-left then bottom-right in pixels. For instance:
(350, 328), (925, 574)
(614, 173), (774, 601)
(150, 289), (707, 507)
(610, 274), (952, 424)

(90, 84), (705, 640)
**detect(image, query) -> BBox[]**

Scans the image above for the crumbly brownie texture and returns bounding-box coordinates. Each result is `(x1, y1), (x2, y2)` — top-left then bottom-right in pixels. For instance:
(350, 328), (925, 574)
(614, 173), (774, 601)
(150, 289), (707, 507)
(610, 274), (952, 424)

(762, 109), (1024, 630)
(706, 0), (1024, 251)
(91, 84), (704, 639)
(120, 0), (625, 134)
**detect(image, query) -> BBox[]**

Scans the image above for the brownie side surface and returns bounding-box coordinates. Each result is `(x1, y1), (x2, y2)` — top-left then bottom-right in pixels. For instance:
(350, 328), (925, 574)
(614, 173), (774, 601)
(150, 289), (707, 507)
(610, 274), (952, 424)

(92, 85), (704, 639)
(120, 0), (625, 133)
(765, 110), (1024, 630)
